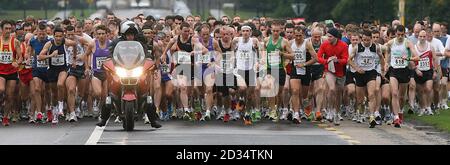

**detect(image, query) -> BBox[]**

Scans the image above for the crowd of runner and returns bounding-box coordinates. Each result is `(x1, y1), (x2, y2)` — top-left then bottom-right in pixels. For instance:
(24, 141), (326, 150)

(1, 12), (449, 129)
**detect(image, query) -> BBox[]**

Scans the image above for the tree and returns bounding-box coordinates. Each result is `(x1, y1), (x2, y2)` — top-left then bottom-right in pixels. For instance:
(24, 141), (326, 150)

(331, 0), (396, 24)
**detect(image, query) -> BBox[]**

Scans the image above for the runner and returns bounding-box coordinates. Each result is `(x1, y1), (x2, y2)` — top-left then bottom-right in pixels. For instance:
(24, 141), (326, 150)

(161, 22), (208, 121)
(0, 20), (23, 126)
(17, 31), (34, 121)
(414, 30), (439, 116)
(141, 24), (165, 122)
(406, 23), (423, 114)
(288, 27), (317, 124)
(29, 23), (51, 124)
(93, 25), (112, 127)
(344, 32), (359, 122)
(371, 30), (384, 124)
(231, 24), (260, 124)
(317, 28), (349, 126)
(214, 26), (237, 122)
(348, 30), (385, 128)
(263, 20), (294, 122)
(63, 25), (92, 124)
(385, 25), (419, 128)
(197, 23), (220, 121)
(38, 27), (78, 122)
(428, 25), (448, 111)
(308, 27), (326, 121)
(381, 28), (397, 124)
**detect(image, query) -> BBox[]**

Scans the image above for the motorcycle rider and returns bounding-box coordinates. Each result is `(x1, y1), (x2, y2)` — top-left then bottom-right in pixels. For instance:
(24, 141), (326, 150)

(96, 20), (161, 128)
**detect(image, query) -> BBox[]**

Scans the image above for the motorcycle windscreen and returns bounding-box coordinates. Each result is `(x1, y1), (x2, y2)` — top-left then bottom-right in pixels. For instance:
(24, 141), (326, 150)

(113, 41), (145, 70)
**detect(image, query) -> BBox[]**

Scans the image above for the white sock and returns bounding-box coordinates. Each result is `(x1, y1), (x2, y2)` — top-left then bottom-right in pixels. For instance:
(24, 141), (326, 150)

(394, 115), (399, 120)
(374, 111), (380, 117)
(293, 111), (299, 118)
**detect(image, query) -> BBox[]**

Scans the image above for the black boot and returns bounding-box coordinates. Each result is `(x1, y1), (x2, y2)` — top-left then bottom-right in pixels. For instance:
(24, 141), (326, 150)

(96, 104), (111, 127)
(146, 103), (161, 128)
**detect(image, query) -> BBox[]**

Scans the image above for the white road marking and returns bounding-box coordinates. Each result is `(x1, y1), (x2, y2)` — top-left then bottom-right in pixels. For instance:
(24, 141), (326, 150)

(85, 119), (109, 145)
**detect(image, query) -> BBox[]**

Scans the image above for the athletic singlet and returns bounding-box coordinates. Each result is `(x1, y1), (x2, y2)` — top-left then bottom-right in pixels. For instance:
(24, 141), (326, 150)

(48, 39), (67, 68)
(291, 40), (308, 75)
(415, 42), (433, 71)
(390, 38), (410, 69)
(0, 36), (18, 74)
(65, 39), (85, 66)
(176, 36), (193, 65)
(92, 39), (111, 73)
(235, 37), (256, 71)
(198, 36), (214, 64)
(219, 40), (234, 74)
(30, 36), (51, 69)
(308, 38), (322, 65)
(355, 43), (378, 71)
(266, 35), (283, 69)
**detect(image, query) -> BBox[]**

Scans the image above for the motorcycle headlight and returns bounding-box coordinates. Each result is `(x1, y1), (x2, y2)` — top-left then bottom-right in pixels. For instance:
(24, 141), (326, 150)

(131, 67), (144, 77)
(116, 67), (128, 78)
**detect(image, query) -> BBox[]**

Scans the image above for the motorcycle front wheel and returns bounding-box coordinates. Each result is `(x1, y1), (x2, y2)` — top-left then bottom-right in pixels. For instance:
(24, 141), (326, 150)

(123, 101), (135, 131)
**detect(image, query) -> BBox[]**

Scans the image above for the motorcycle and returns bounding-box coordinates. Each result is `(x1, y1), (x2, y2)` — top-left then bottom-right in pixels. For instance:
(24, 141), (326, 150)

(102, 41), (155, 131)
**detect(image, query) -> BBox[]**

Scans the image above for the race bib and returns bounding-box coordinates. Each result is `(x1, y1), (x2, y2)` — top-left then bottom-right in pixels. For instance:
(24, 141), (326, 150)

(161, 63), (170, 74)
(237, 51), (251, 60)
(418, 57), (430, 71)
(0, 52), (13, 64)
(220, 52), (234, 74)
(220, 59), (234, 74)
(268, 51), (281, 67)
(51, 54), (65, 66)
(37, 59), (49, 68)
(358, 56), (375, 70)
(391, 51), (407, 68)
(201, 52), (211, 64)
(294, 50), (306, 75)
(236, 51), (253, 70)
(177, 51), (191, 64)
(95, 57), (107, 70)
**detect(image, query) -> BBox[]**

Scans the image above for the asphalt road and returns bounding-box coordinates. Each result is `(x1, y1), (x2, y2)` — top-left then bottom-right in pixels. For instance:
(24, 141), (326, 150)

(0, 116), (448, 145)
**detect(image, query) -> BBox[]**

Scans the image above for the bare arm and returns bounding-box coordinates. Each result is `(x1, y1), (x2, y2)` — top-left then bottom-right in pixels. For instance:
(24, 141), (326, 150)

(83, 39), (95, 70)
(162, 36), (177, 62)
(446, 46), (450, 58)
(13, 39), (23, 65)
(26, 41), (33, 65)
(376, 44), (385, 73)
(431, 47), (440, 74)
(153, 41), (163, 67)
(38, 42), (56, 60)
(304, 41), (317, 66)
(66, 39), (79, 64)
(282, 39), (294, 60)
(408, 41), (419, 62)
(192, 37), (209, 55)
(385, 42), (392, 70)
(347, 45), (362, 73)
